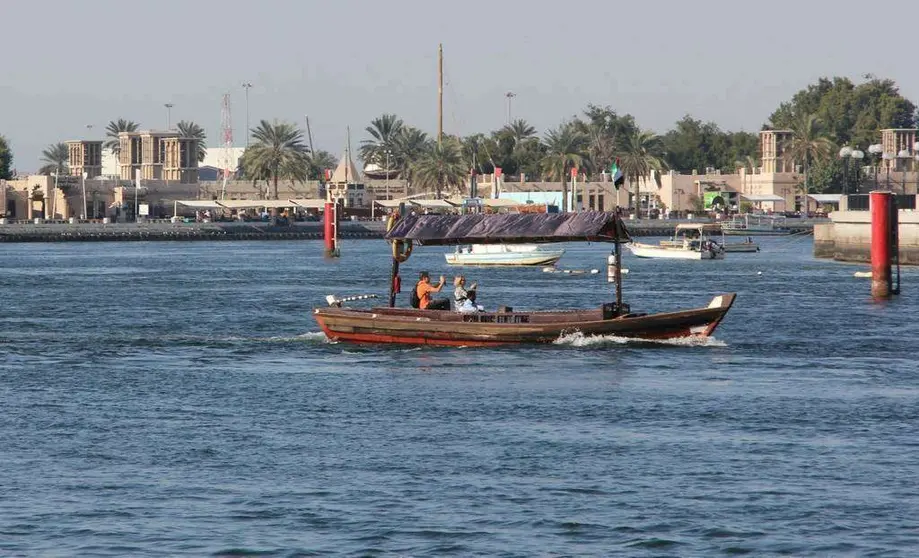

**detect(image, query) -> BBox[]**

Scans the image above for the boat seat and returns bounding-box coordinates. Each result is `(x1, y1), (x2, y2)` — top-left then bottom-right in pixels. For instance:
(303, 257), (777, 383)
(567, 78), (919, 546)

(497, 305), (513, 313)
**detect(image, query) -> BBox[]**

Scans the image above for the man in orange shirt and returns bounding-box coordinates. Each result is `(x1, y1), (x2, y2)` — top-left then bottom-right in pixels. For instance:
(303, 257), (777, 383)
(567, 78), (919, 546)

(415, 271), (449, 310)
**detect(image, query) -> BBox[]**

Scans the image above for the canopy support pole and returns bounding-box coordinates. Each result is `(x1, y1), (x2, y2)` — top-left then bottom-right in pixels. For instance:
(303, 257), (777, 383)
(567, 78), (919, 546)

(388, 202), (406, 308)
(614, 240), (623, 311)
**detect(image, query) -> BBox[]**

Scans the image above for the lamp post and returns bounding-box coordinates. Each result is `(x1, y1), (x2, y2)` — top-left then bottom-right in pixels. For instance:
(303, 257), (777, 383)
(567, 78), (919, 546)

(882, 152), (894, 189)
(897, 148), (910, 192)
(850, 149), (864, 193)
(505, 91), (516, 125)
(839, 146), (852, 195)
(81, 172), (88, 220)
(868, 144), (883, 188)
(384, 149), (392, 203)
(164, 103), (174, 130)
(242, 82), (253, 146)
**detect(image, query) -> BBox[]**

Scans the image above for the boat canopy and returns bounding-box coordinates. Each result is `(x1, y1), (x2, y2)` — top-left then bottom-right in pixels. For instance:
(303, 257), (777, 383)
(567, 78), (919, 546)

(385, 212), (632, 246)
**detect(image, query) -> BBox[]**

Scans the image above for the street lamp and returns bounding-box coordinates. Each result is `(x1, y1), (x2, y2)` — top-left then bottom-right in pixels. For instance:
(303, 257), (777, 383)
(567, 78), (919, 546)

(505, 91), (516, 125)
(868, 144), (883, 188)
(882, 152), (894, 189)
(839, 146), (852, 195)
(81, 172), (88, 220)
(384, 149), (392, 203)
(898, 148), (910, 192)
(164, 103), (174, 130)
(850, 149), (864, 193)
(242, 82), (253, 146)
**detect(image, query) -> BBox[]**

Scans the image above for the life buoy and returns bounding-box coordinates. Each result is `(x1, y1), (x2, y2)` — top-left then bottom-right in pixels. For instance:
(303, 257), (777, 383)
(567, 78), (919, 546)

(392, 239), (413, 262)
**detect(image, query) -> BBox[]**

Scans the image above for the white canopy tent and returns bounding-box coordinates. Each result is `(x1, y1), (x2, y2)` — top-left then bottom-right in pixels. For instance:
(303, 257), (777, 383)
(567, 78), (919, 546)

(374, 199), (409, 208)
(409, 199), (456, 209)
(808, 194), (842, 204)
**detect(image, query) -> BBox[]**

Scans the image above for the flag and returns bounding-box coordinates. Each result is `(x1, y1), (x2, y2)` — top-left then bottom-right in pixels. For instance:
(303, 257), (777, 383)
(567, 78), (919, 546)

(611, 159), (624, 189)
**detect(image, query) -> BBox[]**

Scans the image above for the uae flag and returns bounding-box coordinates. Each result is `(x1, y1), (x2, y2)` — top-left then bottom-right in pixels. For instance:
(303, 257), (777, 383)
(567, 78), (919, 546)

(611, 158), (625, 189)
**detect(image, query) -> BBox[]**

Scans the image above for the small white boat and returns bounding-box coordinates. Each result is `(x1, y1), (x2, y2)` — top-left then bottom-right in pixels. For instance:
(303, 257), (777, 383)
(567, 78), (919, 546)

(660, 224), (759, 253)
(628, 240), (724, 260)
(445, 243), (565, 266)
(630, 224), (725, 260)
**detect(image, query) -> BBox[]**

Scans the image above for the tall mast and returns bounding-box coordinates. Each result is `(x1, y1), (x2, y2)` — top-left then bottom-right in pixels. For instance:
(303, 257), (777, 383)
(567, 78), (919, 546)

(345, 126), (351, 183)
(437, 43), (443, 147)
(305, 115), (315, 155)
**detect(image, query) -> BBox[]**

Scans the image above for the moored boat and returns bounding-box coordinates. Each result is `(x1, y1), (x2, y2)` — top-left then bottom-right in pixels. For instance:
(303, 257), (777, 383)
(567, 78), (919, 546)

(445, 243), (565, 266)
(313, 212), (736, 346)
(721, 214), (790, 235)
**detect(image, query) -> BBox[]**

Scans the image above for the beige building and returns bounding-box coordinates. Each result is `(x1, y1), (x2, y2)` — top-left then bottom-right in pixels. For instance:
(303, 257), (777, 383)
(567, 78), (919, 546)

(117, 130), (199, 183)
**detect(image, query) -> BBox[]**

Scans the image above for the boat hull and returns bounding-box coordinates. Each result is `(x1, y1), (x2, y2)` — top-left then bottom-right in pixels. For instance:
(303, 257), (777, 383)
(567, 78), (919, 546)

(313, 294), (735, 346)
(722, 242), (760, 253)
(627, 242), (724, 260)
(445, 252), (564, 266)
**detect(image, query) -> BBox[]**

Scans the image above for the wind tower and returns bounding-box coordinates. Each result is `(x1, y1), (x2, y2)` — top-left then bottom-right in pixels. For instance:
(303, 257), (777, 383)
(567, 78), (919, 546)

(220, 93), (233, 200)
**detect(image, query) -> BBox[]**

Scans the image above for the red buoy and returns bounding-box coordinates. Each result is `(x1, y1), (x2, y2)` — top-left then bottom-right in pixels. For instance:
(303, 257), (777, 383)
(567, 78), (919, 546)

(870, 191), (896, 298)
(323, 201), (339, 257)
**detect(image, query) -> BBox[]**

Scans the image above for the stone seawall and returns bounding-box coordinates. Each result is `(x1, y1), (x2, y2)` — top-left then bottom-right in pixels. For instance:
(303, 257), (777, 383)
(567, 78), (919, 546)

(813, 211), (919, 265)
(0, 219), (816, 243)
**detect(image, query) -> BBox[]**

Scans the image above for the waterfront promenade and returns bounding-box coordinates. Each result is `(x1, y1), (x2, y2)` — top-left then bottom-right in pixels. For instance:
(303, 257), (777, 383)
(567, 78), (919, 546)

(0, 218), (819, 243)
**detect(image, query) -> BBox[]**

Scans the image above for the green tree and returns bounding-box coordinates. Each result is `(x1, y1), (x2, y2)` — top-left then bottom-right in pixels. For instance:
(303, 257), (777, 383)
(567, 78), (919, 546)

(783, 113), (834, 211)
(176, 121), (207, 162)
(410, 139), (467, 199)
(540, 123), (588, 212)
(618, 130), (666, 218)
(244, 120), (310, 199)
(573, 104), (638, 175)
(306, 150), (338, 180)
(359, 114), (404, 168)
(104, 118), (139, 156)
(38, 142), (69, 176)
(0, 135), (12, 179)
(392, 126), (431, 188)
(768, 76), (915, 149)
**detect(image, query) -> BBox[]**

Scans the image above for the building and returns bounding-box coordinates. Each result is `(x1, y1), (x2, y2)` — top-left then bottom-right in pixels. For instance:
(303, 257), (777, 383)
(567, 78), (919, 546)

(66, 140), (103, 178)
(116, 130), (199, 183)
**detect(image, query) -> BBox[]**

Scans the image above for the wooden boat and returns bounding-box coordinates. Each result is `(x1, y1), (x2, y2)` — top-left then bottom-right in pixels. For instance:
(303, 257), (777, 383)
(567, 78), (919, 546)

(722, 238), (760, 253)
(445, 243), (565, 266)
(313, 212), (736, 346)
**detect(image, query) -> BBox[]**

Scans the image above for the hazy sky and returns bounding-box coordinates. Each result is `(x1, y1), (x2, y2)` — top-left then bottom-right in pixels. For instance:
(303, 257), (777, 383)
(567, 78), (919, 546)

(3, 0), (919, 171)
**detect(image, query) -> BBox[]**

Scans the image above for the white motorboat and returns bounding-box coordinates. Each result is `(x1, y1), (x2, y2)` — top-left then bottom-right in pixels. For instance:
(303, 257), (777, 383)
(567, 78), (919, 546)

(659, 224), (759, 254)
(629, 224), (725, 260)
(627, 240), (724, 260)
(445, 243), (565, 266)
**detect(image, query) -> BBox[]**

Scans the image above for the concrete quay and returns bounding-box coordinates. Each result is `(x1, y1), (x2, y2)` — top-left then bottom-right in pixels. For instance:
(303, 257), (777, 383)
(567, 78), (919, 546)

(0, 218), (816, 243)
(814, 211), (919, 265)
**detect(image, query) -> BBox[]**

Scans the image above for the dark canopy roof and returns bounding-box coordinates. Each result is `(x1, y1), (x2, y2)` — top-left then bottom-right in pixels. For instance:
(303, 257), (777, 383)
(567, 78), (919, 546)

(384, 212), (631, 246)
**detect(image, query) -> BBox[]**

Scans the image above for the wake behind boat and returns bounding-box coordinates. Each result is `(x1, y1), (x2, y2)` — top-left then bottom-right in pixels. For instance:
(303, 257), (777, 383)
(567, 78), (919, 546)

(445, 243), (565, 266)
(313, 212), (736, 346)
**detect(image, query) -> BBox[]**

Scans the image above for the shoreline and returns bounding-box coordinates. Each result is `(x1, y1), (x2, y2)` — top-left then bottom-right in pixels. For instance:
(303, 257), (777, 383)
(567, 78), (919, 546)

(0, 219), (817, 243)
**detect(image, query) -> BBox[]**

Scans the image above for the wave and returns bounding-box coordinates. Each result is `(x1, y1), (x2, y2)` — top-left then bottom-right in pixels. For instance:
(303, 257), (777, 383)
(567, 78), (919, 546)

(553, 331), (727, 348)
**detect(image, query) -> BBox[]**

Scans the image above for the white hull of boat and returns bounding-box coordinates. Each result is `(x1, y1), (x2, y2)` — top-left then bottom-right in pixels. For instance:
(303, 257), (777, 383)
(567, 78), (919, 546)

(445, 244), (565, 266)
(627, 242), (724, 260)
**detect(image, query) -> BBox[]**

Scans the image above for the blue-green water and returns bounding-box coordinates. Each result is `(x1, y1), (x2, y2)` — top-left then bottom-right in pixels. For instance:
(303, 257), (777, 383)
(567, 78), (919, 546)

(1, 238), (918, 556)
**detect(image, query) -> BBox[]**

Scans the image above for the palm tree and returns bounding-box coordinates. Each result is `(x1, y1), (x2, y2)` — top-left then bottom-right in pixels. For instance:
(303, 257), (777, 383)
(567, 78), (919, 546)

(783, 113), (834, 214)
(359, 113), (404, 167)
(104, 118), (139, 156)
(306, 150), (338, 180)
(244, 120), (310, 199)
(618, 130), (666, 218)
(502, 119), (537, 145)
(410, 139), (467, 199)
(176, 121), (207, 163)
(393, 126), (431, 190)
(38, 143), (69, 176)
(540, 124), (588, 212)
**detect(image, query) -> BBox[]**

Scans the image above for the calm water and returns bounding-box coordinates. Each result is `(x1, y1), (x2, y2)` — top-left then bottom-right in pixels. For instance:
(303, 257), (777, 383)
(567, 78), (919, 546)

(1, 237), (918, 557)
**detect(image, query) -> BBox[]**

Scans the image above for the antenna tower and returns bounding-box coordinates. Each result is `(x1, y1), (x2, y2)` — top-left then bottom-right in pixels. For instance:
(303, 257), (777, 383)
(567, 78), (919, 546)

(220, 93), (233, 200)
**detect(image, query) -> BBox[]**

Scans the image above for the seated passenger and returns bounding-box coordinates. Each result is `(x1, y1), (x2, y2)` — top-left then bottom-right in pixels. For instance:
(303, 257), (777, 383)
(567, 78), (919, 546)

(415, 271), (450, 310)
(453, 275), (482, 312)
